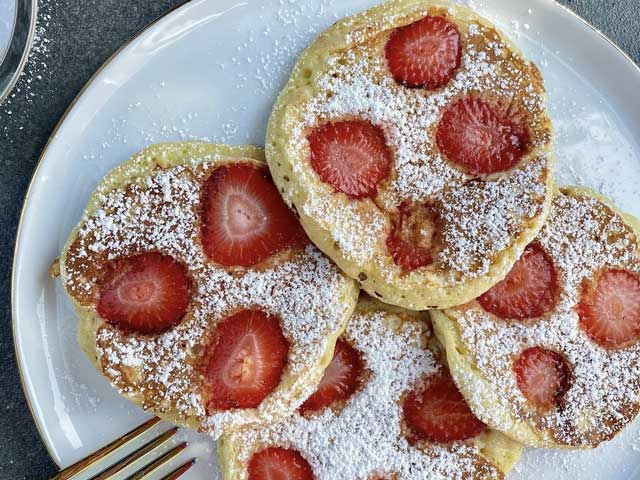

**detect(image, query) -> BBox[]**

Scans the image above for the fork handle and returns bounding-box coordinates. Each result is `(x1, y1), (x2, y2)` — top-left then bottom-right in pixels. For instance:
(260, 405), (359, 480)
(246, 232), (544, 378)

(49, 417), (161, 480)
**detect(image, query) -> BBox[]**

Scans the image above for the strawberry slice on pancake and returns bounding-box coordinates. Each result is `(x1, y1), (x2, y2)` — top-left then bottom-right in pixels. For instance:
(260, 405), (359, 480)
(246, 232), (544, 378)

(436, 96), (531, 175)
(385, 16), (462, 89)
(97, 252), (192, 334)
(386, 202), (439, 271)
(403, 371), (486, 443)
(513, 347), (571, 410)
(204, 310), (289, 410)
(299, 339), (364, 415)
(201, 163), (306, 267)
(248, 447), (314, 480)
(478, 244), (559, 320)
(308, 120), (392, 200)
(578, 269), (640, 350)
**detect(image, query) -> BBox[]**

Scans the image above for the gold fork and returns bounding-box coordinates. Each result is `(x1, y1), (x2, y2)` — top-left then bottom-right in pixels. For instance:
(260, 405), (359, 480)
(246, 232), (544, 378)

(50, 417), (197, 480)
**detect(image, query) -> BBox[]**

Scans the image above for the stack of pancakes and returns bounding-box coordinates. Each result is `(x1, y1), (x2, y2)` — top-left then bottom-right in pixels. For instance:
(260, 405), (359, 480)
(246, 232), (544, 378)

(57, 1), (640, 479)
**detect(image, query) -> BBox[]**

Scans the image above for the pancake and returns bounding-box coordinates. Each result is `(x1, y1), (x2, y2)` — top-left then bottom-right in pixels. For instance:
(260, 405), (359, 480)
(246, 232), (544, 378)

(218, 297), (522, 479)
(58, 142), (359, 438)
(433, 187), (640, 448)
(266, 0), (554, 310)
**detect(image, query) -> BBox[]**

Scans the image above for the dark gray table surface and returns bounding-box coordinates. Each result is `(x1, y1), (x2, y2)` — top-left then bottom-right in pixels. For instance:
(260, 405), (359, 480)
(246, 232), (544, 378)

(0, 1), (638, 478)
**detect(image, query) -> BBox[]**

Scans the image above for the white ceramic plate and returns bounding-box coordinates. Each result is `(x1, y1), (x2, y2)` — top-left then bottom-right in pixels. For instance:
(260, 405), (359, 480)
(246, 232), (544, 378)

(12, 0), (640, 478)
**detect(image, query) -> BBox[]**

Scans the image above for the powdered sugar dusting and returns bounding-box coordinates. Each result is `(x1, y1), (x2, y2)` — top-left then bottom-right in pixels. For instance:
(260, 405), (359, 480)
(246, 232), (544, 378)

(1, 0), (56, 135)
(450, 190), (640, 446)
(282, 7), (551, 281)
(302, 189), (387, 264)
(222, 303), (505, 480)
(438, 158), (547, 277)
(63, 150), (356, 438)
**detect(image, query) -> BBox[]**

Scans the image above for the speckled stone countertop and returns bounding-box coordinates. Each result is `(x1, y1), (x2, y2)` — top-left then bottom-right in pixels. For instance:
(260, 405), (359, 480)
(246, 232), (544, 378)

(0, 1), (638, 478)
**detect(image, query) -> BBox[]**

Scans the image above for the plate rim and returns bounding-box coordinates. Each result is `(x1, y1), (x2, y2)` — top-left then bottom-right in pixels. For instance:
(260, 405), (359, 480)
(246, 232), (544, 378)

(11, 0), (640, 468)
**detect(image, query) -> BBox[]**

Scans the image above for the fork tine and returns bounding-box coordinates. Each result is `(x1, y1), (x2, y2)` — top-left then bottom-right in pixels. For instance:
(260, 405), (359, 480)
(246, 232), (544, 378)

(51, 417), (162, 480)
(123, 442), (188, 480)
(157, 459), (198, 480)
(89, 427), (179, 480)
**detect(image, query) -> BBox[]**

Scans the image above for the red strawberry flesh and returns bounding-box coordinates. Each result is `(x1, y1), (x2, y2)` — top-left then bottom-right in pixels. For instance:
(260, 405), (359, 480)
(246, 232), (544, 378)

(436, 96), (531, 174)
(578, 269), (640, 350)
(386, 202), (438, 271)
(385, 16), (462, 89)
(513, 347), (571, 410)
(299, 339), (364, 415)
(402, 371), (486, 443)
(248, 447), (314, 480)
(200, 163), (306, 267)
(308, 120), (392, 199)
(97, 252), (192, 334)
(204, 310), (289, 411)
(478, 243), (559, 320)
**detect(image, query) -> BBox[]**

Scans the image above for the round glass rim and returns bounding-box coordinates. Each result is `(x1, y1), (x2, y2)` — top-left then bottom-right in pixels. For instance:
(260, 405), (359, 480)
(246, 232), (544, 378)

(0, 0), (37, 105)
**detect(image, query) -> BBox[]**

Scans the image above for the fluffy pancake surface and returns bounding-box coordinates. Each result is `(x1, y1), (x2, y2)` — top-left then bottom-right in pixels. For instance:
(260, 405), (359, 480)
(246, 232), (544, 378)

(59, 142), (359, 437)
(433, 187), (640, 448)
(218, 298), (522, 480)
(267, 0), (554, 310)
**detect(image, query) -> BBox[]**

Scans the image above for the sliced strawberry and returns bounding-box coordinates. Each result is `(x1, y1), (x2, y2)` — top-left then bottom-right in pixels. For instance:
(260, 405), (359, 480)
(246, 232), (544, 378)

(308, 120), (392, 199)
(513, 347), (571, 410)
(97, 252), (191, 334)
(200, 163), (307, 267)
(478, 244), (559, 320)
(436, 96), (531, 174)
(299, 339), (364, 415)
(577, 269), (640, 349)
(402, 371), (486, 443)
(204, 310), (289, 410)
(385, 16), (461, 89)
(248, 447), (314, 480)
(386, 202), (438, 271)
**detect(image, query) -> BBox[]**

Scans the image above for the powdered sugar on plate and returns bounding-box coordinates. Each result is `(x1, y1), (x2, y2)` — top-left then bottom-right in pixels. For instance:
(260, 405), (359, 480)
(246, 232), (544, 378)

(450, 190), (640, 446)
(1, 0), (56, 134)
(222, 303), (506, 480)
(62, 151), (356, 438)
